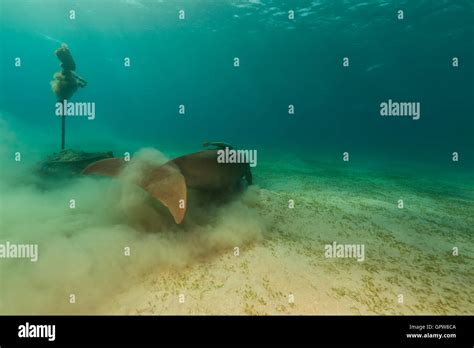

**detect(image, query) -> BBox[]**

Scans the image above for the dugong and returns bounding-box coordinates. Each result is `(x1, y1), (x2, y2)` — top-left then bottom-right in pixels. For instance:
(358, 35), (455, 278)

(82, 149), (252, 224)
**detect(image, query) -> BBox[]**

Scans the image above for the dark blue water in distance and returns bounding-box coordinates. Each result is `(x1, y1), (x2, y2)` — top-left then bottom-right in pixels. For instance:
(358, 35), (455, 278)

(0, 0), (473, 169)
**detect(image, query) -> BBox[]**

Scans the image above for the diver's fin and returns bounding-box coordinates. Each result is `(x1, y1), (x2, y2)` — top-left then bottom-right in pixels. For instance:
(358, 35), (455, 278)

(141, 163), (187, 224)
(82, 157), (127, 177)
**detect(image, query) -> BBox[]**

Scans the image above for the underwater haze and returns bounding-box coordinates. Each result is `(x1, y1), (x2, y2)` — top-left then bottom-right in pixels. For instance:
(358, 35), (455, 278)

(0, 0), (473, 315)
(1, 0), (473, 162)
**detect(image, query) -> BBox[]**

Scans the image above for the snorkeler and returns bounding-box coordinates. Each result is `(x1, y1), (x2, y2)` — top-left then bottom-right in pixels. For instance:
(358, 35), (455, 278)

(50, 43), (87, 149)
(50, 43), (87, 101)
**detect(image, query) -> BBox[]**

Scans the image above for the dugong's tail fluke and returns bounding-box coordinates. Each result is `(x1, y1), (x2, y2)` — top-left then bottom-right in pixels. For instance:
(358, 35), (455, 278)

(82, 158), (188, 224)
(82, 157), (127, 177)
(142, 164), (187, 224)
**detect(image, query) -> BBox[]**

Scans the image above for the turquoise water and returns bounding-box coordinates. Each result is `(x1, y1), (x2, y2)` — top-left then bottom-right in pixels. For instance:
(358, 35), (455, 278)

(1, 0), (473, 167)
(0, 1), (473, 315)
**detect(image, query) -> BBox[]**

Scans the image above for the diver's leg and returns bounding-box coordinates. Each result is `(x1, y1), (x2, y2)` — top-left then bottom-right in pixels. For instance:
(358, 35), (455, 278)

(72, 72), (87, 87)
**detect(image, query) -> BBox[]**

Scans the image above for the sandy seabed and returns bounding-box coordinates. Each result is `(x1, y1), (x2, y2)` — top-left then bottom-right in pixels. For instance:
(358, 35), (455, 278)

(1, 152), (473, 315)
(100, 157), (474, 315)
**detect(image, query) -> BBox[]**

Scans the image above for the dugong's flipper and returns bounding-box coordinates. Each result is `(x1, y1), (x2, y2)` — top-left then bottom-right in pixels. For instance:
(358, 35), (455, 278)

(82, 158), (187, 224)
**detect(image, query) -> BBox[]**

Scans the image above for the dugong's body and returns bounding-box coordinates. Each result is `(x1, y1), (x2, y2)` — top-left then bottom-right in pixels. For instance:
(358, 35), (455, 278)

(173, 150), (251, 190)
(82, 149), (252, 224)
